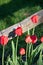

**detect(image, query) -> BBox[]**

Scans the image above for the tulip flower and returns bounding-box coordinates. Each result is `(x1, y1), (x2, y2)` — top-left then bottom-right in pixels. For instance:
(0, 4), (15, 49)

(31, 15), (38, 23)
(0, 35), (8, 65)
(40, 36), (43, 43)
(14, 27), (22, 36)
(20, 48), (25, 55)
(25, 35), (32, 43)
(30, 35), (37, 44)
(0, 35), (8, 46)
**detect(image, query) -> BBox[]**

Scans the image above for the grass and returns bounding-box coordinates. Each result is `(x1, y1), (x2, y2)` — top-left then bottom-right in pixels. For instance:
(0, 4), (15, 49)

(0, 0), (43, 30)
(0, 0), (43, 65)
(0, 0), (11, 5)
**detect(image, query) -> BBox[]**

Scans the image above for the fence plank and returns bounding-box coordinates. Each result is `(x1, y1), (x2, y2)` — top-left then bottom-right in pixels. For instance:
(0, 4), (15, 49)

(0, 10), (43, 40)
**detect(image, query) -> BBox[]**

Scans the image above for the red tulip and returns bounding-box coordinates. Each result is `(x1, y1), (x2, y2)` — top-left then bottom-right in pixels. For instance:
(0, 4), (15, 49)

(19, 48), (25, 55)
(40, 36), (43, 43)
(0, 35), (8, 46)
(25, 35), (32, 43)
(30, 35), (37, 44)
(14, 27), (22, 36)
(31, 15), (38, 23)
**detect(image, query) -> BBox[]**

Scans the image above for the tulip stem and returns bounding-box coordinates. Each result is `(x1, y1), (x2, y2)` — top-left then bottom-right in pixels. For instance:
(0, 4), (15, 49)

(32, 28), (35, 35)
(28, 28), (30, 35)
(16, 36), (19, 65)
(2, 46), (4, 65)
(20, 55), (22, 65)
(26, 43), (28, 63)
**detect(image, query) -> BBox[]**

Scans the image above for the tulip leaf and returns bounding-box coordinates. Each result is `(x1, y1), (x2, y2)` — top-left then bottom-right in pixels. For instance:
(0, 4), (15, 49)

(11, 40), (20, 65)
(24, 62), (28, 65)
(27, 43), (33, 65)
(28, 43), (33, 58)
(37, 50), (43, 65)
(31, 43), (43, 59)
(11, 40), (16, 64)
(6, 56), (14, 65)
(6, 61), (9, 65)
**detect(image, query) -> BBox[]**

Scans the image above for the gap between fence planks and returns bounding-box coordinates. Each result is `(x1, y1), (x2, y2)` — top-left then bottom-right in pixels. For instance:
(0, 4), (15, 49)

(0, 10), (43, 40)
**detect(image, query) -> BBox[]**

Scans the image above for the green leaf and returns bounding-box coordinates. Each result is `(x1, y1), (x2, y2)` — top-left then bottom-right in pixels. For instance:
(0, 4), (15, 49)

(6, 56), (14, 65)
(11, 40), (16, 63)
(37, 50), (43, 65)
(28, 43), (33, 58)
(11, 40), (20, 65)
(27, 43), (33, 65)
(24, 62), (28, 65)
(31, 43), (43, 59)
(6, 61), (8, 65)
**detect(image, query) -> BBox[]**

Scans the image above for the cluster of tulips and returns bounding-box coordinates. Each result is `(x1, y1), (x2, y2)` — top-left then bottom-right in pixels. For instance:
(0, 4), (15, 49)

(0, 15), (43, 65)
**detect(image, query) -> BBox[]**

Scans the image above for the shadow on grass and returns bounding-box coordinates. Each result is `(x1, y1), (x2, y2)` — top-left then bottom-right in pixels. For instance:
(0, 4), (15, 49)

(0, 0), (43, 20)
(0, 0), (43, 30)
(0, 0), (30, 19)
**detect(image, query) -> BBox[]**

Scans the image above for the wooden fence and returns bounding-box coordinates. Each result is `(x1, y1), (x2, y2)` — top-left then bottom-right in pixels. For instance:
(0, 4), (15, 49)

(0, 10), (43, 40)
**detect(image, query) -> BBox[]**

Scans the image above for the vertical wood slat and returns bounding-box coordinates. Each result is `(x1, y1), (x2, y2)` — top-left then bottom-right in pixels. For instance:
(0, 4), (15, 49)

(0, 10), (43, 40)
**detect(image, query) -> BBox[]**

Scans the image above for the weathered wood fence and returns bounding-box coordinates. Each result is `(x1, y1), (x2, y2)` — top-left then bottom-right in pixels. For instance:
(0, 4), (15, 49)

(0, 10), (43, 40)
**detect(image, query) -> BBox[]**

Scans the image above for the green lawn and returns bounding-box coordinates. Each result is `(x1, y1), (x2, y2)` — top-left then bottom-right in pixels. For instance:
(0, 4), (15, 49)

(0, 0), (43, 64)
(0, 0), (43, 30)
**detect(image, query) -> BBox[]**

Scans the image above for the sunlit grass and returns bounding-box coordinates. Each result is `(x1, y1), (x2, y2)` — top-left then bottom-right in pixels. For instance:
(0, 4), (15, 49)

(0, 0), (11, 5)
